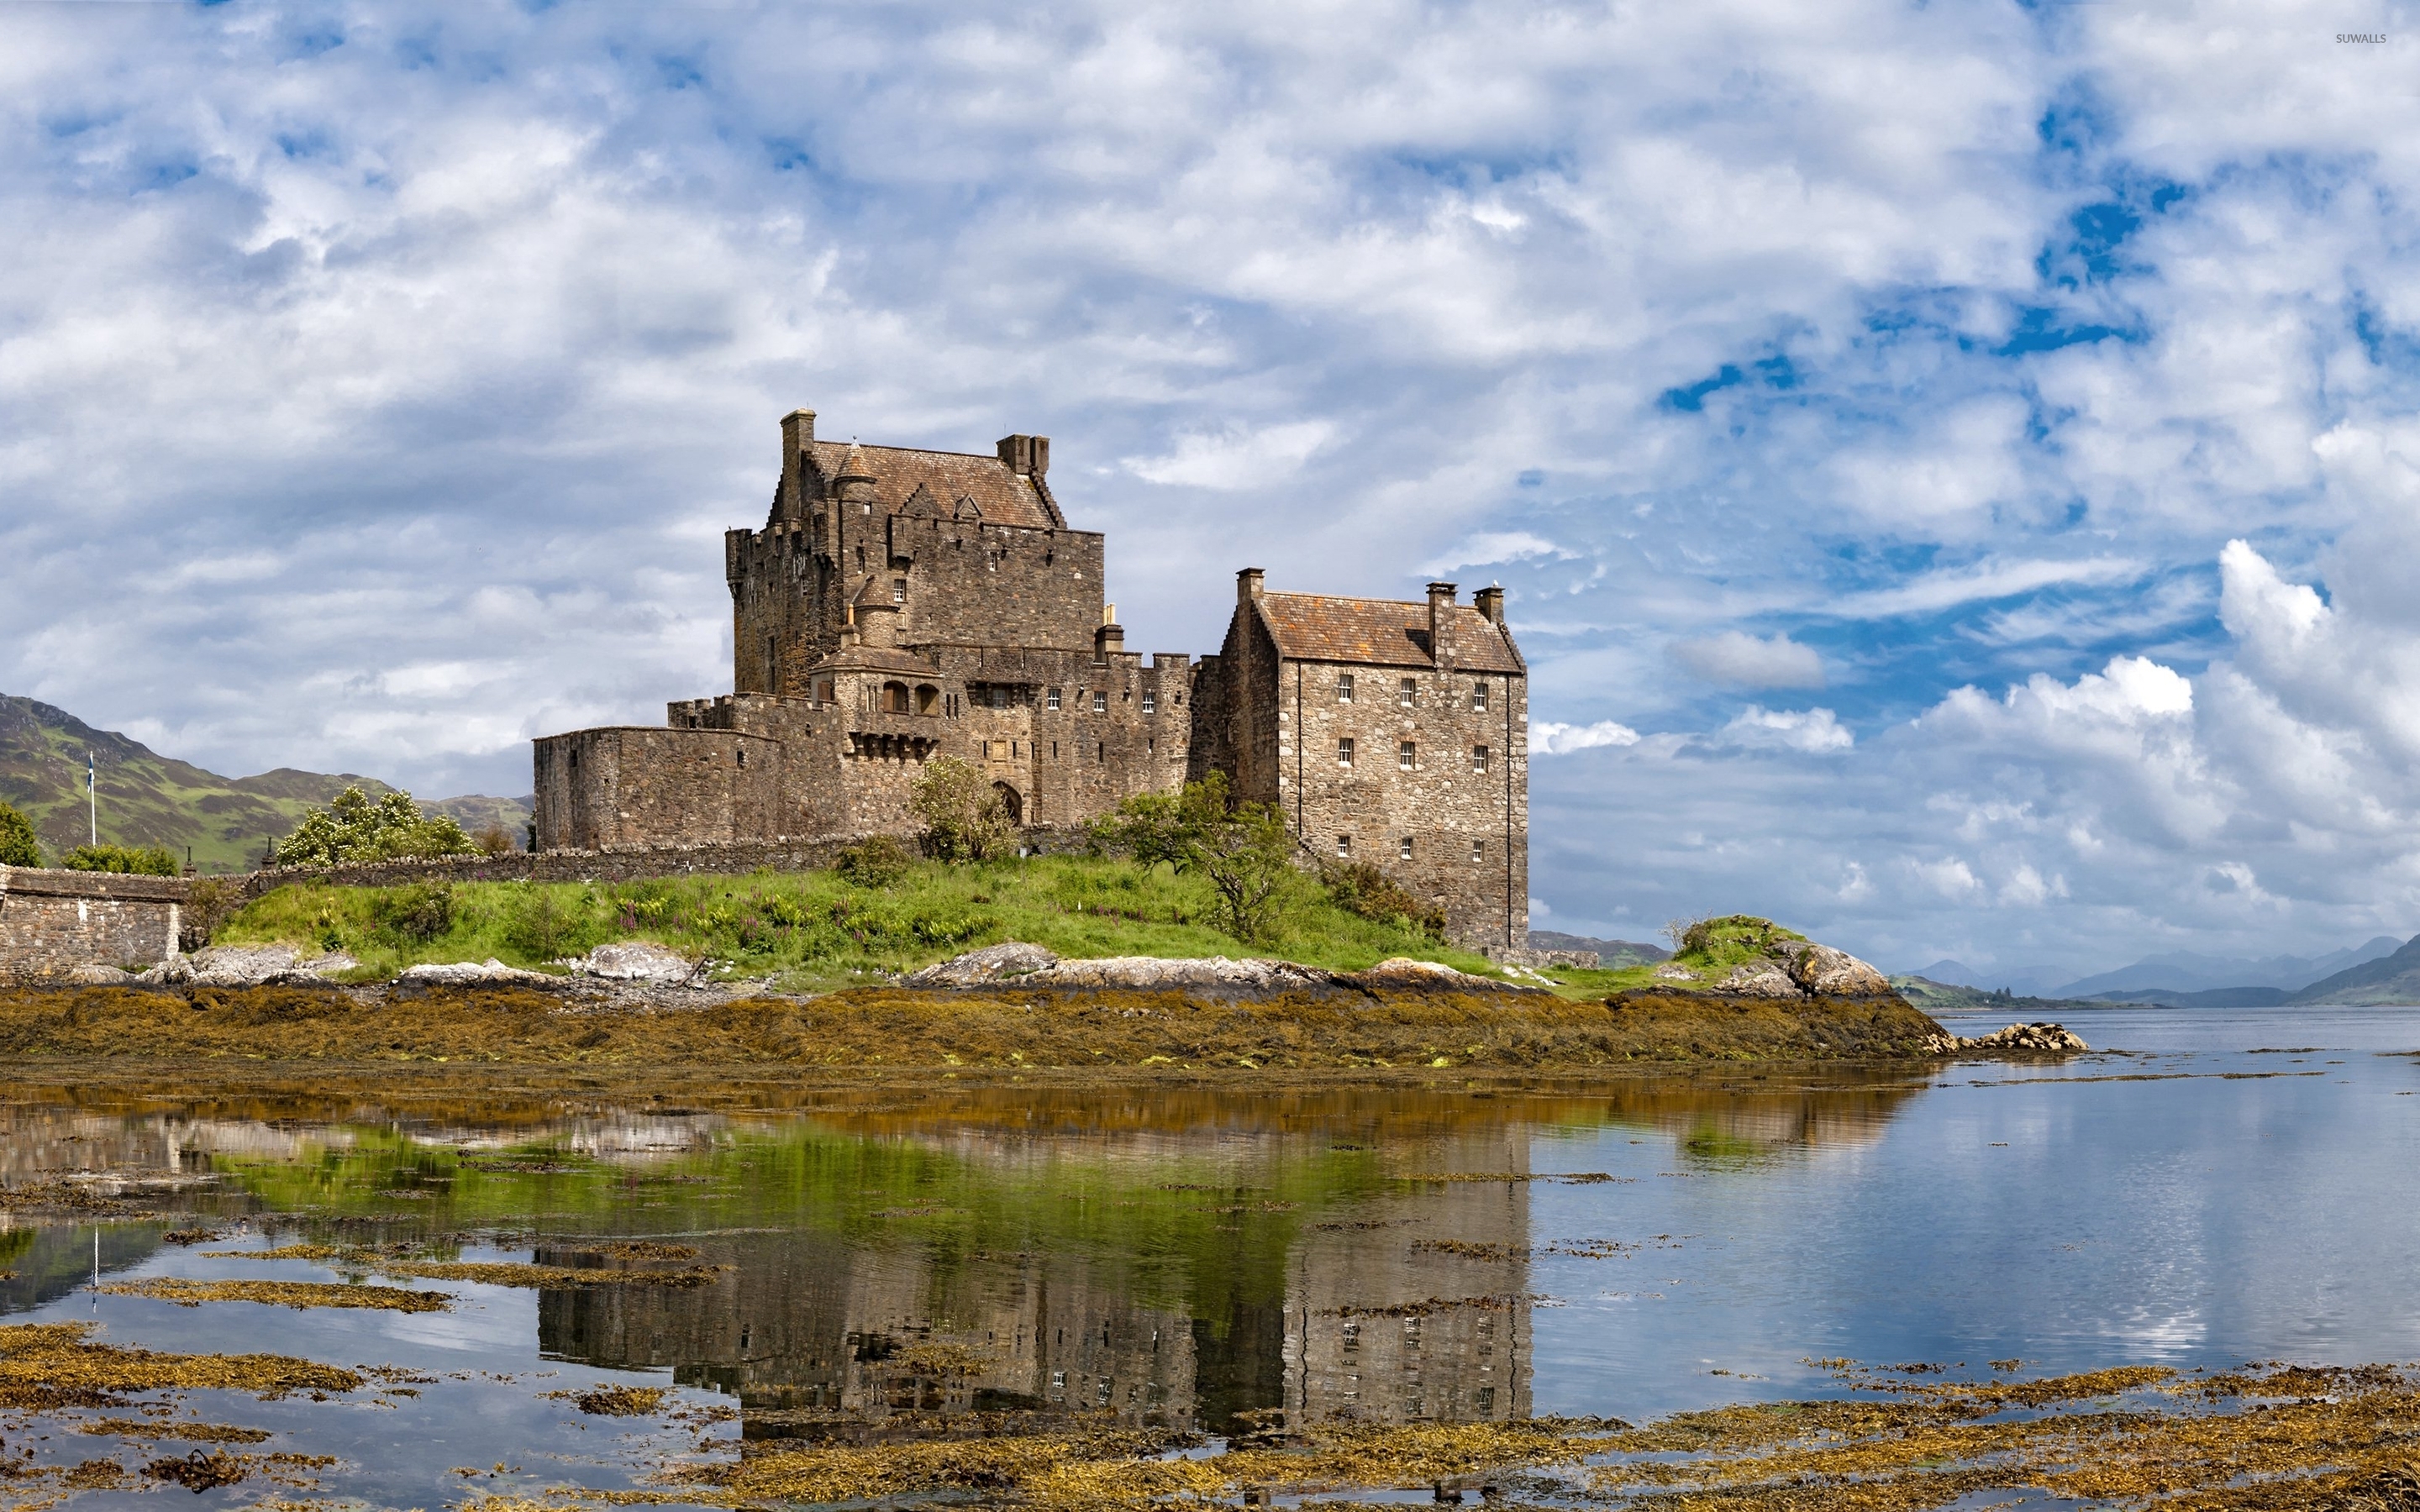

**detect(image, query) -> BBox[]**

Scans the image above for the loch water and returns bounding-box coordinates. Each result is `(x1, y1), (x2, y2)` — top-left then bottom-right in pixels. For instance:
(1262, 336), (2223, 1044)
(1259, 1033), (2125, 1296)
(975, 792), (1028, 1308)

(2, 1003), (2416, 1505)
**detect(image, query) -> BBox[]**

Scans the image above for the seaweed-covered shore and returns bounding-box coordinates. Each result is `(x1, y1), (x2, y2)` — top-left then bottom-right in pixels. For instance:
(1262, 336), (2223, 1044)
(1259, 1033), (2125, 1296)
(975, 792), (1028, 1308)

(0, 976), (1955, 1070)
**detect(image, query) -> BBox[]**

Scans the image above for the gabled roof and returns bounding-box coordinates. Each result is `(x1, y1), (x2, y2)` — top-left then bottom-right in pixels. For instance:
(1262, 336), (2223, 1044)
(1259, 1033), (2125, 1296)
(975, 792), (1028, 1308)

(803, 441), (1058, 530)
(1255, 593), (1524, 675)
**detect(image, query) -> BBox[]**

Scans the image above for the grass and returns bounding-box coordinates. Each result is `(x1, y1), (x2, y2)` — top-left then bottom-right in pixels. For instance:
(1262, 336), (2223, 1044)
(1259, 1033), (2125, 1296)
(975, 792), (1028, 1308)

(213, 855), (1503, 988)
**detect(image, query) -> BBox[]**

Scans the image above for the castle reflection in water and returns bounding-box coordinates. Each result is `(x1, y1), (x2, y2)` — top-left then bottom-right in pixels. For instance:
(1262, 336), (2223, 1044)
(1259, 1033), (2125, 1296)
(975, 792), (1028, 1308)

(536, 1127), (1535, 1440)
(0, 1073), (1927, 1442)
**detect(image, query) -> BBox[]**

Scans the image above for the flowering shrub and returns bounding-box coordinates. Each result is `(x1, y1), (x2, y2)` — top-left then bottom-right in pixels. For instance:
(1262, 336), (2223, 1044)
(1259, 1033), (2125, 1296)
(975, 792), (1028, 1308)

(273, 788), (477, 867)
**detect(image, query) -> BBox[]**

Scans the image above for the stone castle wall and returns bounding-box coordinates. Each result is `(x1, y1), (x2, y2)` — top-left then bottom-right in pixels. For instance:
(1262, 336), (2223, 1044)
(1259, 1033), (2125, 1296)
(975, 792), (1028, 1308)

(0, 866), (189, 979)
(1279, 664), (1528, 949)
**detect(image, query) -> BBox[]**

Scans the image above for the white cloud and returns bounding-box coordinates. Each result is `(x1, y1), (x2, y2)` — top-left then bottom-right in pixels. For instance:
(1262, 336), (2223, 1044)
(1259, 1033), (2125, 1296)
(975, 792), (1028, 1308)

(1532, 719), (1641, 755)
(1916, 858), (1982, 899)
(1668, 630), (1825, 689)
(1715, 706), (1854, 753)
(1123, 422), (1336, 490)
(1832, 557), (2148, 620)
(1423, 532), (1575, 575)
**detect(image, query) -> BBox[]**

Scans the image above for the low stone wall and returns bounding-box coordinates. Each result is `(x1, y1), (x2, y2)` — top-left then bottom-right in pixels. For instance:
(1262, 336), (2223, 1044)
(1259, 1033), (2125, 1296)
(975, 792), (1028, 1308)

(1483, 945), (1600, 969)
(235, 826), (1096, 899)
(0, 867), (191, 979)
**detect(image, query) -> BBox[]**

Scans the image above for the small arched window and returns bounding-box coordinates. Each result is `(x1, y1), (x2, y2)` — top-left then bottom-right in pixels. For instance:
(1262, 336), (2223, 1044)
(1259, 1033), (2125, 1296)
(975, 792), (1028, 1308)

(885, 681), (910, 713)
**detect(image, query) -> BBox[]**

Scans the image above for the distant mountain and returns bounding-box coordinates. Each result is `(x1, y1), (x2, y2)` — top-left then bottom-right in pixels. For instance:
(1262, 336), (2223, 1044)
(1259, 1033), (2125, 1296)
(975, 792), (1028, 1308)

(2289, 935), (2420, 1005)
(2055, 939), (2403, 997)
(2082, 986), (2294, 1008)
(0, 695), (528, 873)
(1908, 959), (2077, 998)
(426, 794), (537, 843)
(1891, 976), (2111, 1013)
(1529, 930), (1669, 966)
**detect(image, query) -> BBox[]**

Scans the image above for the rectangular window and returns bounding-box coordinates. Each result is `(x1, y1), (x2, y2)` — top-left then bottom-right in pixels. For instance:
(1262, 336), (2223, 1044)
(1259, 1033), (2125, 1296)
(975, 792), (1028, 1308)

(892, 578), (907, 604)
(1047, 688), (1061, 711)
(1472, 680), (1488, 711)
(1399, 836), (1413, 860)
(1472, 744), (1490, 773)
(1142, 690), (1156, 714)
(1336, 835), (1351, 858)
(1398, 740), (1416, 769)
(1470, 839), (1484, 863)
(1338, 737), (1355, 767)
(1399, 677), (1417, 707)
(1093, 690), (1107, 713)
(1338, 673), (1355, 703)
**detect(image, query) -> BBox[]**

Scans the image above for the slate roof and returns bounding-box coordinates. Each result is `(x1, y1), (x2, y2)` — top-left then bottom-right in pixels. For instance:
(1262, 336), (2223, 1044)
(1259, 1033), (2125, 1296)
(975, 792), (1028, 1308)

(1255, 593), (1524, 675)
(804, 441), (1060, 530)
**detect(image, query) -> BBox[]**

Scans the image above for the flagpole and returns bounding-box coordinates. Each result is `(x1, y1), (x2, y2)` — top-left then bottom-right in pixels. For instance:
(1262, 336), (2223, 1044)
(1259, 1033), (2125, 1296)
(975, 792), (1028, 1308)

(87, 753), (96, 848)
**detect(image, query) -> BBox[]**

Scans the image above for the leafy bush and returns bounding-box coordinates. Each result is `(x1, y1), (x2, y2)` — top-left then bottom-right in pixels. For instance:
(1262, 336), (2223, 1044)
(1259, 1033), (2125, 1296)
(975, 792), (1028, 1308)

(1322, 861), (1445, 939)
(833, 835), (913, 888)
(180, 878), (244, 950)
(371, 882), (455, 944)
(272, 787), (478, 868)
(1668, 914), (1804, 969)
(502, 885), (608, 962)
(0, 802), (41, 868)
(471, 824), (517, 858)
(60, 843), (180, 876)
(1087, 790), (1192, 873)
(908, 757), (1016, 863)
(1093, 773), (1303, 942)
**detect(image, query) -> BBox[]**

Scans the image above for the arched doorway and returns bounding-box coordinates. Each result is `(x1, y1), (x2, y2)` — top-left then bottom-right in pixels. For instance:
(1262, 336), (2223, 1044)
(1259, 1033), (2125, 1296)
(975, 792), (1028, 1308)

(991, 782), (1023, 826)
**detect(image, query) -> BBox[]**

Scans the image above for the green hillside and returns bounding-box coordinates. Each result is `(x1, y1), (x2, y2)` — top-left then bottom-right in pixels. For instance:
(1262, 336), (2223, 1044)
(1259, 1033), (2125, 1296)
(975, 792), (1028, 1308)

(0, 696), (529, 873)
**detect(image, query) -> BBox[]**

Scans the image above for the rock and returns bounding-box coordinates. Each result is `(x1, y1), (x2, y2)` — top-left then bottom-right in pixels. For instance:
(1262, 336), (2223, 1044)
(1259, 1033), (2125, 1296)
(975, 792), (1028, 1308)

(1031, 955), (1332, 990)
(1341, 958), (1531, 993)
(1651, 964), (1695, 981)
(1930, 1021), (2089, 1055)
(897, 944), (1519, 995)
(139, 947), (357, 987)
(397, 959), (563, 987)
(1718, 963), (1803, 999)
(902, 942), (1060, 987)
(62, 963), (134, 984)
(1781, 942), (1893, 997)
(565, 942), (698, 984)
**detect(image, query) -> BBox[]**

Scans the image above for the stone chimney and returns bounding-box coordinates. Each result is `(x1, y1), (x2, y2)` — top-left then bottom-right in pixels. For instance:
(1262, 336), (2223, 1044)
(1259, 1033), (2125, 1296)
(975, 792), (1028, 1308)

(1474, 584), (1505, 627)
(1427, 581), (1459, 667)
(778, 410), (816, 520)
(1095, 604), (1124, 660)
(997, 434), (1050, 478)
(1237, 568), (1265, 607)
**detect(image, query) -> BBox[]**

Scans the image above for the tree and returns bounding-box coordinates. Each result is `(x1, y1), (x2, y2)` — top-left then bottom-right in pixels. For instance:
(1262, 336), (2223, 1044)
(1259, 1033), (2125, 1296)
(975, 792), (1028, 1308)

(271, 787), (478, 868)
(59, 844), (179, 876)
(1088, 789), (1192, 873)
(0, 801), (39, 868)
(1098, 772), (1300, 942)
(908, 757), (1015, 863)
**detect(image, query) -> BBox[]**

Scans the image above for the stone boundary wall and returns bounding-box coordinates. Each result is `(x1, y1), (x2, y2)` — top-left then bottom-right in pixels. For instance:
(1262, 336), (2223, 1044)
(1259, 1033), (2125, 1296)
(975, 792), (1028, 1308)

(1482, 945), (1600, 970)
(0, 866), (192, 979)
(234, 826), (1096, 899)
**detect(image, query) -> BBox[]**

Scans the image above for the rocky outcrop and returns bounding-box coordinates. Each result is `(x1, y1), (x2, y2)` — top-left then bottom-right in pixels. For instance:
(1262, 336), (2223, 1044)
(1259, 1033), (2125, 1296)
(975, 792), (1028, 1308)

(397, 958), (563, 987)
(560, 942), (700, 984)
(901, 943), (1534, 996)
(139, 946), (359, 986)
(1924, 1021), (2089, 1055)
(1780, 941), (1894, 996)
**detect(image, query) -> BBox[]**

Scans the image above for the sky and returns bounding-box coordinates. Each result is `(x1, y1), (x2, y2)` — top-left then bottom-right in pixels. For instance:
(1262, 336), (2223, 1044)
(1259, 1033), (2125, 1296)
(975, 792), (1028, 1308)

(4, 0), (2419, 979)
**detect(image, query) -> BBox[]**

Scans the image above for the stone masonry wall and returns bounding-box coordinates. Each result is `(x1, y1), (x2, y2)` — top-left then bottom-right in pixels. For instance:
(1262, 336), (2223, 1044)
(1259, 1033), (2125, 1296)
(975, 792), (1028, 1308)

(886, 518), (1105, 654)
(533, 728), (785, 851)
(0, 866), (189, 979)
(1280, 659), (1528, 951)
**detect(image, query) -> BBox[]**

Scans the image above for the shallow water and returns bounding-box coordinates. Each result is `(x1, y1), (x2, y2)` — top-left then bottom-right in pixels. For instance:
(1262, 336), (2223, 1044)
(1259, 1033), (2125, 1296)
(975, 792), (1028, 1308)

(2, 1003), (2415, 1506)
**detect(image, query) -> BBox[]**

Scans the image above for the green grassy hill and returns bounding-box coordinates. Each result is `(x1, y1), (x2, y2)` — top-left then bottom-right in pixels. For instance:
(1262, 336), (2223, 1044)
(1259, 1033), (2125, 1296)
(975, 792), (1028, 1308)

(0, 695), (529, 872)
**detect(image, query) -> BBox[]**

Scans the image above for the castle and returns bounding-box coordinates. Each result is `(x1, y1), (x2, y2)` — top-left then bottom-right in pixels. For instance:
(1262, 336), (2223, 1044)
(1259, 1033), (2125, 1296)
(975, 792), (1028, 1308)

(531, 410), (1529, 948)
